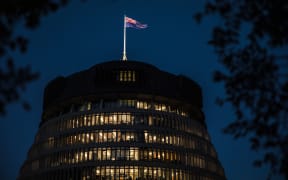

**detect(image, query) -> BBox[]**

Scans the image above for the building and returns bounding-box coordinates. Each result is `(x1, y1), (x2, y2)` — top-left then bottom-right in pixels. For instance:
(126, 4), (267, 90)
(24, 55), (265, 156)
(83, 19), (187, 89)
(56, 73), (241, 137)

(18, 60), (226, 180)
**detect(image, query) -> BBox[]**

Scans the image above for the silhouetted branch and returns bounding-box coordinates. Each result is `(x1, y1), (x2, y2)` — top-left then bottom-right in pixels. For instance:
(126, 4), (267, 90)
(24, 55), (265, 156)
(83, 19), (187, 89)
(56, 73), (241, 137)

(0, 0), (71, 116)
(196, 0), (288, 179)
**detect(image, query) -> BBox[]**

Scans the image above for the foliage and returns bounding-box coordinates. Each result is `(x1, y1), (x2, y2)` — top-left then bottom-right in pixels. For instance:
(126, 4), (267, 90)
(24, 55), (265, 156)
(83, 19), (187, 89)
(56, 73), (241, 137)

(0, 0), (70, 115)
(195, 0), (288, 179)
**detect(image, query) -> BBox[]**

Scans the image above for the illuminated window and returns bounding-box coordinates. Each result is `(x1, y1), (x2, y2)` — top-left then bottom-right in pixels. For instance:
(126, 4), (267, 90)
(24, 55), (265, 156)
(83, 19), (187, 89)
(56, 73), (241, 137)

(137, 101), (149, 109)
(91, 115), (95, 126)
(79, 102), (91, 112)
(119, 70), (136, 82)
(100, 115), (104, 124)
(112, 114), (117, 124)
(87, 102), (92, 110)
(88, 151), (93, 161)
(107, 148), (111, 160)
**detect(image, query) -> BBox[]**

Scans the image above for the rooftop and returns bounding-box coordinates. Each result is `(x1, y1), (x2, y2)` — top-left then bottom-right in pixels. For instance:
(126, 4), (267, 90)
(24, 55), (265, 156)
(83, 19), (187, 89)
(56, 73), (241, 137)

(43, 60), (203, 110)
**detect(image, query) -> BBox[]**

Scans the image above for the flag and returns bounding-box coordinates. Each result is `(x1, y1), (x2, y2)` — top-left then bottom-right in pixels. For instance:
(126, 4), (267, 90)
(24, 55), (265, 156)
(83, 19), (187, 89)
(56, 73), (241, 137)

(125, 16), (147, 29)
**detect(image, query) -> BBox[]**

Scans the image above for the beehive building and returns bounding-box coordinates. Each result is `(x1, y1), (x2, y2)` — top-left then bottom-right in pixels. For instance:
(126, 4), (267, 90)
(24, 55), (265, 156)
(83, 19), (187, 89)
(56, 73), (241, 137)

(18, 60), (226, 180)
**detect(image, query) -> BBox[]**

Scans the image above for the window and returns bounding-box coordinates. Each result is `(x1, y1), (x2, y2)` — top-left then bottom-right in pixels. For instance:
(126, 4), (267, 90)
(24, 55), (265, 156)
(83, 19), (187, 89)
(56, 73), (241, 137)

(31, 160), (39, 170)
(119, 70), (136, 82)
(47, 137), (54, 148)
(119, 99), (136, 107)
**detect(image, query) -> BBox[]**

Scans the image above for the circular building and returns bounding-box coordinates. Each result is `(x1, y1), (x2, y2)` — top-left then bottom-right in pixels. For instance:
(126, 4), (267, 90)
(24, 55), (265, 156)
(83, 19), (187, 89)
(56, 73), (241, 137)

(18, 60), (226, 180)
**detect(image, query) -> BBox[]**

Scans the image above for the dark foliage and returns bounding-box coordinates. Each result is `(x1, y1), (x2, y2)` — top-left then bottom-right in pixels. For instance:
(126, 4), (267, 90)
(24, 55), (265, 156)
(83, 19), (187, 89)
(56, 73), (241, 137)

(195, 0), (288, 179)
(0, 0), (70, 115)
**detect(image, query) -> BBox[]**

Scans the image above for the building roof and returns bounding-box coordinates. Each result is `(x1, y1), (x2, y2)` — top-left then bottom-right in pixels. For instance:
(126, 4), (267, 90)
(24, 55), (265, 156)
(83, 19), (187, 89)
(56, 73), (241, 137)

(43, 60), (203, 110)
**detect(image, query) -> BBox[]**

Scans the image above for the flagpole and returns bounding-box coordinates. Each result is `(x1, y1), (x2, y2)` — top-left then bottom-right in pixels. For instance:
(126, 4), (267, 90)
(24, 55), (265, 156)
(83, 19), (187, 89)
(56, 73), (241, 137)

(122, 15), (127, 61)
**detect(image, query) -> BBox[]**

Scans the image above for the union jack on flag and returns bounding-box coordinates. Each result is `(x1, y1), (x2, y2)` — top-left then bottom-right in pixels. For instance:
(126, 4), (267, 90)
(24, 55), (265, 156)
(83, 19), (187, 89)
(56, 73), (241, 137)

(125, 16), (147, 29)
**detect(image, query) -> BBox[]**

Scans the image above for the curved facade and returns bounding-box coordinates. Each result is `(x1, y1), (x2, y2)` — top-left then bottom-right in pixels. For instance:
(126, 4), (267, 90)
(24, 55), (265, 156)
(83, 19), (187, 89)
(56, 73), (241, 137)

(18, 60), (226, 180)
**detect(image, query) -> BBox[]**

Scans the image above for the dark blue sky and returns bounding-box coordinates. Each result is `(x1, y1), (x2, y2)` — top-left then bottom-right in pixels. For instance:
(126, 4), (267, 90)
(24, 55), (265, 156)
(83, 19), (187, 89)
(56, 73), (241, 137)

(0, 0), (281, 179)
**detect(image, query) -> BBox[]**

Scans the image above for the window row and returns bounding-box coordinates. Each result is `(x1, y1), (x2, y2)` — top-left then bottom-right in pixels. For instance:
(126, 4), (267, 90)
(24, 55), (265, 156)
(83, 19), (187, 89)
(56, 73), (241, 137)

(38, 113), (208, 141)
(32, 130), (216, 159)
(45, 99), (194, 120)
(27, 147), (223, 175)
(22, 166), (223, 180)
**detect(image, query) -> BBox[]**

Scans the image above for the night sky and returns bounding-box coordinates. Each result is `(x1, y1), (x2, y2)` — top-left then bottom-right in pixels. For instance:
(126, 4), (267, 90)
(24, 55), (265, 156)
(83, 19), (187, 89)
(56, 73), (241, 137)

(0, 0), (282, 179)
